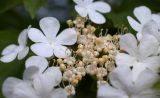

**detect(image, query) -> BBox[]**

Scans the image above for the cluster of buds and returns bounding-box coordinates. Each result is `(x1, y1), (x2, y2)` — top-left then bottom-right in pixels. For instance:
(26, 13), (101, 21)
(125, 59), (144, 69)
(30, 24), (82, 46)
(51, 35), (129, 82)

(54, 16), (120, 95)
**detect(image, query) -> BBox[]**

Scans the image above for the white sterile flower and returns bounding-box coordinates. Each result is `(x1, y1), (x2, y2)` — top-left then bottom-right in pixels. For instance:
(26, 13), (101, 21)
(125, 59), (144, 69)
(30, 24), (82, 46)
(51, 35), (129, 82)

(28, 17), (77, 58)
(2, 66), (67, 98)
(73, 0), (111, 24)
(97, 66), (159, 98)
(127, 6), (160, 40)
(0, 28), (29, 63)
(116, 33), (160, 81)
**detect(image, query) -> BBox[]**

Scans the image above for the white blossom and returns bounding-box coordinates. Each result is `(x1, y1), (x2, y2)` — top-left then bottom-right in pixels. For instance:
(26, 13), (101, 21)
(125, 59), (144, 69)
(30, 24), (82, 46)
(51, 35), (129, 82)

(28, 17), (77, 58)
(127, 6), (160, 40)
(97, 66), (159, 98)
(116, 33), (160, 81)
(0, 28), (29, 63)
(73, 0), (111, 24)
(2, 66), (67, 98)
(25, 56), (48, 73)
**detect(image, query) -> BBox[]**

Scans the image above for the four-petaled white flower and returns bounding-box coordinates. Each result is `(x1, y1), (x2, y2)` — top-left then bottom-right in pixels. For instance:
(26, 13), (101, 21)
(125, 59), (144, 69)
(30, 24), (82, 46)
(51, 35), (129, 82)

(116, 33), (160, 81)
(73, 0), (111, 24)
(2, 66), (67, 98)
(28, 17), (77, 58)
(0, 28), (29, 63)
(98, 66), (159, 98)
(127, 6), (160, 41)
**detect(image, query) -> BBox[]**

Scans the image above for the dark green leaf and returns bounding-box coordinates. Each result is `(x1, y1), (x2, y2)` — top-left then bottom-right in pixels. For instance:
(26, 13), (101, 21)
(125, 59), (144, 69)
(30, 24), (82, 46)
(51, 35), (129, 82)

(23, 0), (47, 18)
(0, 0), (21, 13)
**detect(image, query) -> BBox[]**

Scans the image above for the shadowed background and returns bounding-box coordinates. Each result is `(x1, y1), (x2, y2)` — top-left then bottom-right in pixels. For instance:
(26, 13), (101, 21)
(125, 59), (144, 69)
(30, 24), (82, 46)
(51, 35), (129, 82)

(0, 0), (160, 98)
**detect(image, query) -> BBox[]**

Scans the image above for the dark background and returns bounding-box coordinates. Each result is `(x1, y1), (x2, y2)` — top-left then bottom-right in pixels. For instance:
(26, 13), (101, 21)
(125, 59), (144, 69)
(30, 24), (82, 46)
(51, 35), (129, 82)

(0, 0), (160, 98)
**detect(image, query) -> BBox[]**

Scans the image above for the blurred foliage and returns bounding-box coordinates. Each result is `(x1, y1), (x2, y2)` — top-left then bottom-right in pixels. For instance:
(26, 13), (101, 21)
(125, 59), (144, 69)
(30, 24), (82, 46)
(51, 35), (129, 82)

(23, 0), (47, 18)
(0, 0), (160, 98)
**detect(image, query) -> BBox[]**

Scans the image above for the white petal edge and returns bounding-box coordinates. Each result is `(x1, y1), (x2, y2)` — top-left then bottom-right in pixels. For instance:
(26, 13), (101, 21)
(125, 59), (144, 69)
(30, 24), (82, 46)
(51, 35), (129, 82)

(31, 43), (53, 57)
(75, 5), (88, 17)
(120, 33), (138, 56)
(109, 66), (133, 92)
(116, 53), (136, 67)
(56, 28), (77, 45)
(17, 47), (29, 60)
(135, 69), (159, 92)
(127, 16), (142, 32)
(33, 67), (62, 94)
(2, 77), (22, 98)
(25, 56), (48, 73)
(0, 52), (18, 63)
(138, 35), (159, 59)
(88, 9), (106, 24)
(132, 63), (147, 82)
(88, 1), (111, 13)
(23, 66), (39, 81)
(28, 28), (47, 43)
(133, 6), (152, 24)
(1, 44), (18, 55)
(18, 29), (28, 46)
(54, 45), (71, 58)
(97, 84), (128, 98)
(39, 17), (60, 40)
(44, 67), (62, 87)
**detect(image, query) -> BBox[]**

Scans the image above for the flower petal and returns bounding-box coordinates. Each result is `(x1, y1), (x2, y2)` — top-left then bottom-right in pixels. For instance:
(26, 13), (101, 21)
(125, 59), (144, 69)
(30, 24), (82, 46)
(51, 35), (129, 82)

(120, 33), (138, 56)
(134, 6), (151, 24)
(138, 35), (159, 59)
(23, 66), (39, 81)
(33, 67), (62, 95)
(142, 56), (160, 72)
(56, 28), (77, 45)
(97, 84), (128, 98)
(88, 1), (111, 13)
(75, 5), (88, 17)
(109, 66), (133, 92)
(134, 69), (159, 92)
(2, 77), (38, 98)
(17, 47), (29, 60)
(18, 29), (28, 46)
(136, 32), (143, 41)
(127, 16), (142, 32)
(142, 20), (160, 42)
(50, 88), (67, 98)
(73, 0), (83, 4)
(44, 67), (62, 86)
(28, 28), (47, 43)
(2, 77), (22, 98)
(152, 14), (160, 24)
(116, 53), (136, 67)
(1, 44), (18, 55)
(84, 0), (93, 4)
(132, 63), (147, 82)
(54, 45), (71, 58)
(0, 52), (18, 63)
(39, 17), (60, 40)
(31, 43), (53, 57)
(25, 56), (48, 73)
(88, 9), (106, 24)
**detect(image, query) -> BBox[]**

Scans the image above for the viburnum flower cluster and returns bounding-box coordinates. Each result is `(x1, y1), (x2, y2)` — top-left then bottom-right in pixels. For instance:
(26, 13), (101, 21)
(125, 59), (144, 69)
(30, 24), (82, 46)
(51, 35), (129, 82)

(0, 0), (160, 98)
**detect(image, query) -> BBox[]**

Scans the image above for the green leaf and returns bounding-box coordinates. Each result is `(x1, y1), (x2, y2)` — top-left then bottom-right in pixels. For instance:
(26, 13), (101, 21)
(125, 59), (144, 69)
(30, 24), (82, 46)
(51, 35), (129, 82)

(23, 0), (47, 18)
(0, 0), (21, 13)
